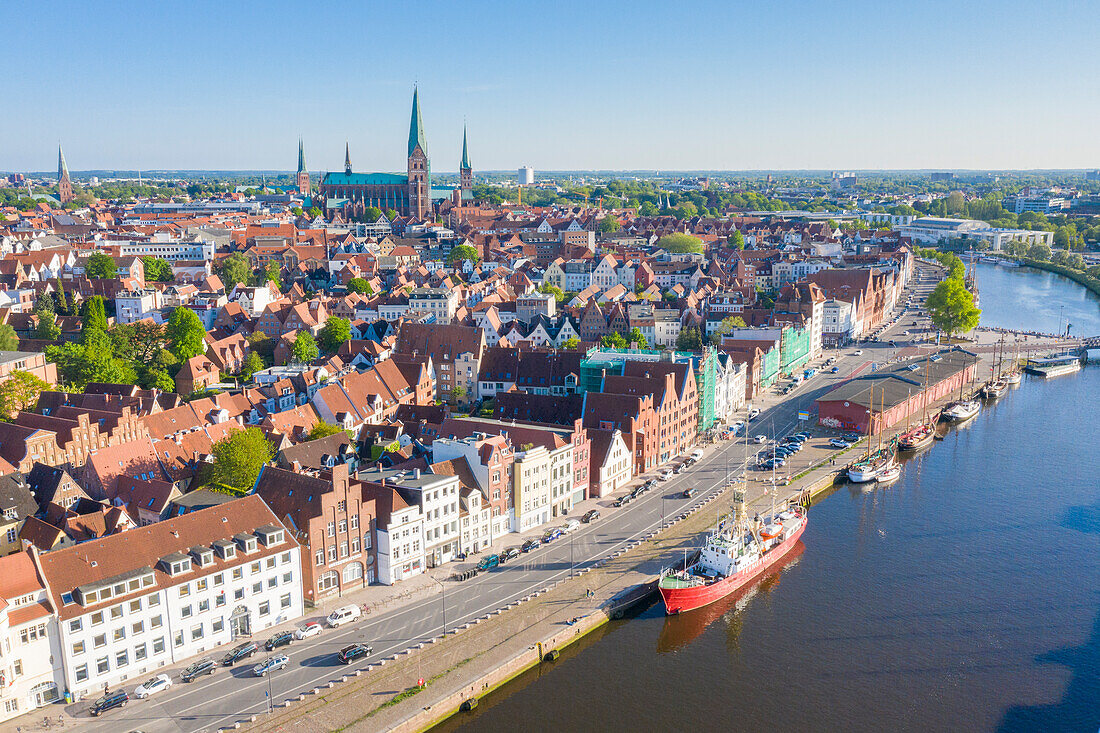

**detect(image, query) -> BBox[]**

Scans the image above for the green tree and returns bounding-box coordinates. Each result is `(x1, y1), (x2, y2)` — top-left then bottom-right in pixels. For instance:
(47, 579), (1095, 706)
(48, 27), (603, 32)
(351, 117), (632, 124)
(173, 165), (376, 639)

(240, 352), (264, 381)
(319, 317), (352, 353)
(143, 369), (175, 392)
(926, 278), (981, 336)
(364, 206), (383, 222)
(449, 385), (467, 403)
(1027, 242), (1052, 261)
(448, 244), (480, 265)
(141, 256), (174, 282)
(307, 422), (347, 441)
(261, 260), (281, 289)
(0, 323), (19, 350)
(710, 315), (747, 344)
(728, 230), (745, 250)
(561, 337), (580, 350)
(85, 252), (117, 279)
(600, 332), (629, 349)
(306, 206), (323, 218)
(54, 278), (69, 315)
(35, 316), (61, 341)
(656, 233), (704, 254)
(217, 252), (252, 287)
(247, 331), (275, 361)
(292, 331), (319, 364)
(626, 327), (649, 349)
(81, 296), (108, 338)
(944, 191), (966, 215)
(346, 277), (373, 295)
(0, 370), (50, 419)
(165, 307), (206, 361)
(675, 326), (703, 351)
(597, 216), (621, 233)
(208, 427), (274, 492)
(538, 283), (566, 306)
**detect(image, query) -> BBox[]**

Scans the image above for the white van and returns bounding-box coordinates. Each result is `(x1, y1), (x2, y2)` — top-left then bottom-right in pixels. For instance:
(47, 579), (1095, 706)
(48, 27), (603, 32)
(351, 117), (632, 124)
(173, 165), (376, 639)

(326, 604), (362, 628)
(690, 448), (704, 461)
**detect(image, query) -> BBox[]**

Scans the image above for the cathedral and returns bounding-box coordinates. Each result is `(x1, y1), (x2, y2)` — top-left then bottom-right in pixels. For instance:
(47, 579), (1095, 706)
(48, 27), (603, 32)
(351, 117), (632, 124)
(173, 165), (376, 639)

(313, 88), (472, 221)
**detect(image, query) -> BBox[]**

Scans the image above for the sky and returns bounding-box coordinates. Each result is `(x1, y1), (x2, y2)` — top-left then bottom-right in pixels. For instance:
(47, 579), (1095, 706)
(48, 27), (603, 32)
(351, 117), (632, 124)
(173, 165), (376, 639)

(5, 0), (1100, 173)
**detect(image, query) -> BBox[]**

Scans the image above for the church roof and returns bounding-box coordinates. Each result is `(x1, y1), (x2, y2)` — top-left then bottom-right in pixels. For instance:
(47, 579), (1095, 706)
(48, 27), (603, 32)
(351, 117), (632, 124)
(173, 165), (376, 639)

(297, 139), (306, 173)
(322, 172), (407, 186)
(461, 126), (471, 170)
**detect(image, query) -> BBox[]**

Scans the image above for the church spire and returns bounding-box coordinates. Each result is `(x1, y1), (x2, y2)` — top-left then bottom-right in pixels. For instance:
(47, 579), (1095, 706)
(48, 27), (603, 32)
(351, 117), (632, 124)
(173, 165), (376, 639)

(408, 86), (426, 156)
(58, 144), (69, 181)
(297, 138), (306, 173)
(344, 141), (352, 175)
(461, 125), (471, 170)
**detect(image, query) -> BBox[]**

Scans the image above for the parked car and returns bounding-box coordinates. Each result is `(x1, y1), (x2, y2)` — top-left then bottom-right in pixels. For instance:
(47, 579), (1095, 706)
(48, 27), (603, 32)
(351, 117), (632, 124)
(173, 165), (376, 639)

(477, 554), (501, 571)
(134, 674), (172, 699)
(691, 448), (705, 461)
(731, 420), (746, 435)
(253, 654), (289, 677)
(658, 469), (673, 481)
(753, 435), (768, 444)
(90, 690), (129, 716)
(747, 408), (761, 420)
(854, 349), (863, 355)
(326, 604), (362, 628)
(563, 519), (581, 533)
(294, 622), (323, 640)
(221, 641), (259, 667)
(682, 487), (697, 498)
(543, 528), (565, 543)
(831, 366), (840, 373)
(265, 630), (294, 651)
(582, 509), (601, 523)
(673, 463), (688, 474)
(181, 658), (217, 682)
(501, 546), (522, 562)
(338, 643), (373, 664)
(795, 432), (811, 439)
(830, 438), (853, 448)
(630, 486), (645, 499)
(613, 495), (629, 507)
(521, 538), (540, 552)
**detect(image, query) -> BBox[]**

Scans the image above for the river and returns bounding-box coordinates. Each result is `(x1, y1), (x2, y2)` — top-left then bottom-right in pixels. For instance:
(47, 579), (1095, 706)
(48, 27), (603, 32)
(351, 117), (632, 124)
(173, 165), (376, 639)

(437, 262), (1100, 733)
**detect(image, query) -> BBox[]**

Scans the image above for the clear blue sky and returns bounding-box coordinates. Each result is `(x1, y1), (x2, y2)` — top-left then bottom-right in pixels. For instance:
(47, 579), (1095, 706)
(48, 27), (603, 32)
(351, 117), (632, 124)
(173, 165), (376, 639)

(6, 0), (1098, 172)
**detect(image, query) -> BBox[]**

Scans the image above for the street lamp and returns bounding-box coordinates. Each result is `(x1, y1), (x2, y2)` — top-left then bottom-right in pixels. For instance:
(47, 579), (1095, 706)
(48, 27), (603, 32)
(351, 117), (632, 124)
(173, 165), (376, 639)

(428, 575), (447, 636)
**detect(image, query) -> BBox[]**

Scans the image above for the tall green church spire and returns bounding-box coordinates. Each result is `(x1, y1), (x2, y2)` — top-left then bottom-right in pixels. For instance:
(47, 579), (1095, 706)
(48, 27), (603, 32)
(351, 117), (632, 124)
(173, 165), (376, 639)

(408, 86), (426, 157)
(297, 139), (306, 173)
(58, 145), (69, 181)
(461, 125), (471, 170)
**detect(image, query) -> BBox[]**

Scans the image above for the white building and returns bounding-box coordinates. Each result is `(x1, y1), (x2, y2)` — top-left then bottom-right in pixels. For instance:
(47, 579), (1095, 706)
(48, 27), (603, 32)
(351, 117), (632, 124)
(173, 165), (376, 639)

(588, 429), (632, 498)
(0, 552), (65, 723)
(115, 289), (161, 325)
(518, 166), (535, 185)
(407, 288), (459, 324)
(713, 354), (747, 422)
(370, 486), (425, 585)
(511, 445), (551, 533)
(821, 298), (857, 346)
(898, 218), (1054, 251)
(36, 496), (303, 702)
(118, 232), (215, 262)
(362, 468), (460, 570)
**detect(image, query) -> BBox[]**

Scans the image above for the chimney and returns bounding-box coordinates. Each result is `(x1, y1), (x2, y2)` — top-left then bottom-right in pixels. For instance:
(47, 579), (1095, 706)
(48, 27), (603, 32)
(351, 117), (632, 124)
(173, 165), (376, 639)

(291, 460), (302, 473)
(413, 468), (421, 479)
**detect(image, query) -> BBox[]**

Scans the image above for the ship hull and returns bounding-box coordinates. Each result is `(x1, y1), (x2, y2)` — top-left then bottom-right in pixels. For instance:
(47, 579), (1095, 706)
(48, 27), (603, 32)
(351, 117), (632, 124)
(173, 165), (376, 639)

(659, 519), (807, 615)
(898, 424), (935, 451)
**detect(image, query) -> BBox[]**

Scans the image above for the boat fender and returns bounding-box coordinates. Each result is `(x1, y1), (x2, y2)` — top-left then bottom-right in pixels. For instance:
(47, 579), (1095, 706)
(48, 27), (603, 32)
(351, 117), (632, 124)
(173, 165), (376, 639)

(543, 649), (561, 662)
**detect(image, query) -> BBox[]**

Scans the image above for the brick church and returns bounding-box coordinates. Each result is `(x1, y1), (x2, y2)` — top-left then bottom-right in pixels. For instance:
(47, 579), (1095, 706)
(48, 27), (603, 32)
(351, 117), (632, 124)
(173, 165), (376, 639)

(312, 88), (472, 222)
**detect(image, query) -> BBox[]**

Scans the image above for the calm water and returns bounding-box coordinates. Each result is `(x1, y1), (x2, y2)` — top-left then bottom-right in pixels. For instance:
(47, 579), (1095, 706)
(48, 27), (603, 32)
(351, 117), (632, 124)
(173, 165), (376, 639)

(974, 261), (1100, 336)
(439, 267), (1100, 733)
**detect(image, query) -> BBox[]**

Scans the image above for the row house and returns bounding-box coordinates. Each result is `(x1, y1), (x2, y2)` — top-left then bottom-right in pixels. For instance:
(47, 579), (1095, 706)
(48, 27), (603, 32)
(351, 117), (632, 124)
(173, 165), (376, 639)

(581, 391), (657, 476)
(37, 496), (304, 701)
(311, 358), (421, 433)
(253, 464), (375, 603)
(358, 467), (459, 569)
(0, 551), (64, 721)
(395, 323), (484, 405)
(605, 360), (698, 464)
(430, 433), (513, 542)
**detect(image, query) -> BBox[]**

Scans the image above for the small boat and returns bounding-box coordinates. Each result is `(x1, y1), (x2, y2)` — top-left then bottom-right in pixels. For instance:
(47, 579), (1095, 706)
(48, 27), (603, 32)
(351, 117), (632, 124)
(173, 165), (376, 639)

(980, 379), (1008, 400)
(998, 259), (1021, 268)
(848, 447), (893, 483)
(1006, 371), (1022, 385)
(876, 464), (901, 485)
(942, 399), (980, 423)
(897, 421), (935, 451)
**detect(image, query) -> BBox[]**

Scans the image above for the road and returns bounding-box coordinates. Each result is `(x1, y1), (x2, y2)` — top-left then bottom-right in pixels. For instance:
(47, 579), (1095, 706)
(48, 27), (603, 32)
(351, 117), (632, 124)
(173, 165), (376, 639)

(67, 270), (939, 733)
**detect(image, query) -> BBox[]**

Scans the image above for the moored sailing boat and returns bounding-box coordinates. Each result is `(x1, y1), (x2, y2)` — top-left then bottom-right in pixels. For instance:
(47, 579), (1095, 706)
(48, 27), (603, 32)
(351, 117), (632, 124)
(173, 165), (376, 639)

(848, 388), (896, 482)
(898, 362), (937, 451)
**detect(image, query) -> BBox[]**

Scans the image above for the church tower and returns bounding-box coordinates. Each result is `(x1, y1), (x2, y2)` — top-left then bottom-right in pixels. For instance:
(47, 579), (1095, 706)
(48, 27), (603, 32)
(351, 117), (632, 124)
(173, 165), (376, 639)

(344, 141), (352, 175)
(296, 139), (311, 196)
(459, 125), (473, 192)
(407, 86), (430, 220)
(57, 145), (74, 205)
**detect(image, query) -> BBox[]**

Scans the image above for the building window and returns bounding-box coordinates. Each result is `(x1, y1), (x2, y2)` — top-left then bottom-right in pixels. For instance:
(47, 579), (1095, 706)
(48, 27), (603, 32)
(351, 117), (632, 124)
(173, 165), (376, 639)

(113, 627), (125, 642)
(91, 611), (104, 626)
(148, 594), (161, 607)
(328, 546), (337, 562)
(93, 634), (106, 649)
(150, 614), (163, 629)
(153, 637), (165, 655)
(116, 649), (129, 668)
(75, 664), (89, 683)
(315, 549), (325, 566)
(134, 643), (147, 661)
(72, 641), (85, 656)
(258, 601), (270, 617)
(174, 631), (184, 648)
(96, 657), (109, 675)
(212, 617), (224, 634)
(191, 624), (203, 641)
(181, 605), (192, 618)
(69, 619), (82, 633)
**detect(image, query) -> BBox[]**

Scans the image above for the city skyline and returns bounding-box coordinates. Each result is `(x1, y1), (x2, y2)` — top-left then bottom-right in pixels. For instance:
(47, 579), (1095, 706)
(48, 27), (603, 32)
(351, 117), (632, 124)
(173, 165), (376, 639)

(4, 0), (1099, 172)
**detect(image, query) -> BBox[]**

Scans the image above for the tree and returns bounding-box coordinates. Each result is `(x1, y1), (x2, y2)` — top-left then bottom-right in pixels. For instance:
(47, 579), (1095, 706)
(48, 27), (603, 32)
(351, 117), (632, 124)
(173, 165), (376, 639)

(241, 352), (264, 381)
(260, 260), (281, 289)
(319, 317), (352, 353)
(85, 252), (117, 279)
(597, 216), (621, 233)
(143, 369), (175, 392)
(141, 256), (174, 282)
(35, 316), (61, 341)
(0, 370), (50, 419)
(710, 315), (747, 344)
(561, 337), (580, 350)
(449, 385), (467, 403)
(626, 327), (649, 349)
(54, 278), (69, 315)
(448, 244), (480, 265)
(307, 422), (347, 441)
(292, 331), (319, 364)
(208, 427), (274, 492)
(1027, 242), (1052, 261)
(346, 277), (373, 295)
(728, 230), (746, 250)
(538, 283), (566, 306)
(248, 331), (275, 361)
(81, 296), (108, 338)
(217, 252), (251, 287)
(364, 206), (383, 222)
(0, 323), (19, 350)
(600, 332), (629, 349)
(675, 326), (703, 351)
(944, 191), (966, 215)
(926, 278), (981, 336)
(165, 307), (205, 362)
(656, 233), (704, 254)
